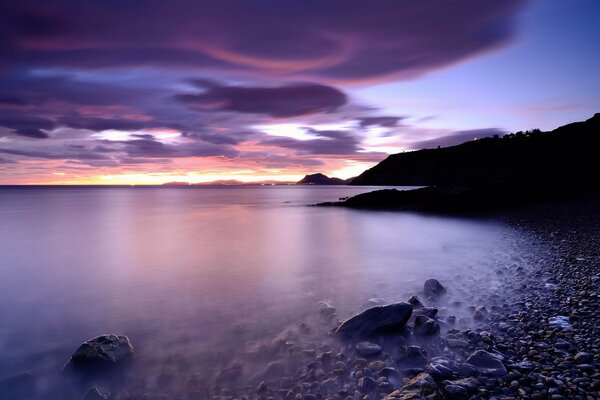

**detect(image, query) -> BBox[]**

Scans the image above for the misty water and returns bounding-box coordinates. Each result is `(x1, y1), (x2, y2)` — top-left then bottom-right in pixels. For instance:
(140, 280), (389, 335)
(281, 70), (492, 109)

(0, 186), (536, 397)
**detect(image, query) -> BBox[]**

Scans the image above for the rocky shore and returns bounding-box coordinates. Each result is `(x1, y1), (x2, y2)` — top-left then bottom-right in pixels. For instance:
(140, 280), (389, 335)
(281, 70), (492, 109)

(0, 197), (598, 400)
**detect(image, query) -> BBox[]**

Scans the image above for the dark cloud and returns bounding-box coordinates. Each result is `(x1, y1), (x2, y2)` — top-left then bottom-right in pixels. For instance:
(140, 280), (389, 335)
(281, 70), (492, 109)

(0, 114), (55, 138)
(358, 116), (404, 128)
(410, 128), (506, 149)
(0, 1), (525, 83)
(100, 137), (239, 159)
(175, 82), (347, 117)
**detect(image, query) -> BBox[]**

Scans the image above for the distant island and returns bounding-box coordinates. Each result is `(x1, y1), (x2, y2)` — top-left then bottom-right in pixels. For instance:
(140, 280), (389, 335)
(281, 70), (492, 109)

(319, 113), (600, 212)
(296, 173), (352, 185)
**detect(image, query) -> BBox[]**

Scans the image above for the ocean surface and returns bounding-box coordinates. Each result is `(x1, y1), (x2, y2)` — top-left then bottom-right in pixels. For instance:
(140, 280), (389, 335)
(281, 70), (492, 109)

(0, 186), (534, 395)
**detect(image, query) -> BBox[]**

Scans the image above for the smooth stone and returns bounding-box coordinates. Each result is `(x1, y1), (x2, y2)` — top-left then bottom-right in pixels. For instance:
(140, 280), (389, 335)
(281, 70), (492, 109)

(425, 357), (453, 380)
(574, 352), (593, 363)
(356, 341), (383, 356)
(423, 279), (446, 298)
(465, 350), (507, 378)
(335, 303), (413, 339)
(65, 334), (134, 372)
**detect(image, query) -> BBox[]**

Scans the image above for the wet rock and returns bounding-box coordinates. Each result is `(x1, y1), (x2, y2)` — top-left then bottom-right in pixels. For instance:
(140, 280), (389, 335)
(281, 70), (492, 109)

(356, 341), (382, 356)
(574, 352), (593, 363)
(473, 306), (489, 320)
(397, 345), (428, 368)
(423, 279), (446, 298)
(384, 373), (440, 400)
(548, 316), (572, 331)
(413, 307), (438, 319)
(0, 372), (35, 400)
(64, 334), (133, 372)
(335, 303), (413, 339)
(465, 350), (507, 378)
(83, 386), (111, 400)
(413, 316), (440, 336)
(408, 296), (423, 308)
(424, 357), (453, 380)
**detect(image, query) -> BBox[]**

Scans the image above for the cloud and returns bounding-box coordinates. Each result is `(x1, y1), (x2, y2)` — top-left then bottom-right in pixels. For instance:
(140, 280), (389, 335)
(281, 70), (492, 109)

(358, 116), (404, 128)
(175, 81), (347, 117)
(0, 113), (55, 138)
(1, 1), (525, 83)
(409, 128), (505, 149)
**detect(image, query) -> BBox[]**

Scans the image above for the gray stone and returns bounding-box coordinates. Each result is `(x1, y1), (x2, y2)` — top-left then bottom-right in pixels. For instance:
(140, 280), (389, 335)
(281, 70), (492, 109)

(397, 345), (428, 368)
(423, 279), (446, 298)
(65, 334), (133, 372)
(414, 316), (440, 336)
(356, 341), (383, 356)
(335, 303), (413, 339)
(465, 350), (507, 378)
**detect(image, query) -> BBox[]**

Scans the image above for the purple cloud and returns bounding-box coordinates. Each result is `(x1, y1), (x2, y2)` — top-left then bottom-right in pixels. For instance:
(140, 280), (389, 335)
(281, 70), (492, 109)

(175, 81), (347, 117)
(0, 1), (525, 83)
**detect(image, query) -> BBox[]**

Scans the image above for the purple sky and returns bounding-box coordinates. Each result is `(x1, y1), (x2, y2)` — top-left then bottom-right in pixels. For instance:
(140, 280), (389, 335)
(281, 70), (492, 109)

(0, 0), (598, 184)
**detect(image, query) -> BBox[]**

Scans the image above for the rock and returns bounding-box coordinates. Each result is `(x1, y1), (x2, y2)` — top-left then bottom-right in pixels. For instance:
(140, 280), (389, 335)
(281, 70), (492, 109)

(473, 306), (489, 320)
(335, 303), (413, 339)
(356, 341), (382, 356)
(64, 334), (133, 372)
(83, 386), (111, 400)
(446, 338), (468, 349)
(408, 296), (423, 308)
(397, 345), (428, 368)
(424, 357), (453, 380)
(423, 279), (446, 298)
(413, 316), (440, 336)
(317, 301), (337, 318)
(574, 352), (593, 363)
(384, 373), (440, 400)
(0, 372), (36, 400)
(548, 316), (572, 331)
(464, 350), (507, 378)
(413, 307), (438, 319)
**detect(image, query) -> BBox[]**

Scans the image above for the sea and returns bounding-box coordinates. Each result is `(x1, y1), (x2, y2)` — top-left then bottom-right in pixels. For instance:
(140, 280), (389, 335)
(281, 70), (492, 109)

(0, 186), (535, 397)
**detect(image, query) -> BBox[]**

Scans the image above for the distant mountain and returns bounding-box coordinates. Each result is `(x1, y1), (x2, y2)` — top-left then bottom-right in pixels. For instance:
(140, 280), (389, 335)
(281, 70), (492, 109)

(162, 179), (293, 186)
(297, 173), (347, 185)
(320, 113), (600, 212)
(351, 113), (600, 187)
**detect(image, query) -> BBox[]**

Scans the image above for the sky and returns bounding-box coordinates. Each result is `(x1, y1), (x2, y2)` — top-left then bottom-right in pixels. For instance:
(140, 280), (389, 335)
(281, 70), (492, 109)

(0, 0), (599, 184)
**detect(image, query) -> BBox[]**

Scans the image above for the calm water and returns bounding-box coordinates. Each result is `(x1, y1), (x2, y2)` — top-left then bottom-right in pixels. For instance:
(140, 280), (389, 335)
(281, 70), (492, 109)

(0, 186), (532, 395)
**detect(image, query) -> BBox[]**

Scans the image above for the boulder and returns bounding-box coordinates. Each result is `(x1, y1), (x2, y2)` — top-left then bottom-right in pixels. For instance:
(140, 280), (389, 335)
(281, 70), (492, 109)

(384, 373), (440, 400)
(423, 279), (446, 298)
(335, 303), (413, 339)
(356, 341), (383, 356)
(83, 386), (111, 400)
(465, 350), (507, 378)
(425, 357), (453, 380)
(414, 316), (440, 336)
(397, 345), (428, 368)
(0, 372), (36, 400)
(65, 334), (134, 372)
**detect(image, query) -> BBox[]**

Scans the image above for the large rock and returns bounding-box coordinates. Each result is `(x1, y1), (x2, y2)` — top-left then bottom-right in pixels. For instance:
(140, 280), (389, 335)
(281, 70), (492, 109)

(384, 373), (440, 400)
(0, 372), (36, 400)
(335, 303), (413, 339)
(423, 279), (446, 297)
(465, 350), (507, 378)
(65, 334), (134, 372)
